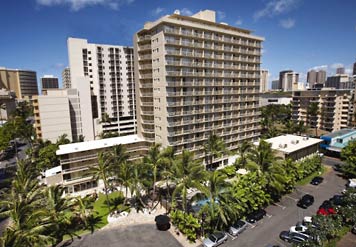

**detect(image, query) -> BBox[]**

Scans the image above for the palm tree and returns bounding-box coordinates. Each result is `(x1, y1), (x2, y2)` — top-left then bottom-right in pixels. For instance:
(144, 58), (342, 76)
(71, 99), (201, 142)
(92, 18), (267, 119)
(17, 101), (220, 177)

(235, 141), (252, 169)
(170, 150), (207, 212)
(44, 185), (76, 244)
(307, 102), (319, 137)
(117, 161), (133, 204)
(88, 152), (113, 211)
(129, 161), (150, 210)
(202, 171), (236, 230)
(56, 134), (71, 145)
(247, 140), (276, 172)
(143, 143), (163, 193)
(204, 134), (227, 170)
(100, 112), (111, 125)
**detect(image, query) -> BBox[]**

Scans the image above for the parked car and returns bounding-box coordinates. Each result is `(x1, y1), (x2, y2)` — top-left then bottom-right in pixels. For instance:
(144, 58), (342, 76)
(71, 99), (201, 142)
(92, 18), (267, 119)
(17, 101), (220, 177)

(333, 164), (343, 172)
(317, 200), (336, 215)
(290, 223), (309, 237)
(229, 220), (247, 236)
(279, 231), (309, 244)
(310, 176), (324, 185)
(329, 194), (344, 206)
(297, 194), (314, 209)
(203, 232), (228, 247)
(246, 209), (267, 223)
(302, 216), (320, 229)
(352, 224), (356, 235)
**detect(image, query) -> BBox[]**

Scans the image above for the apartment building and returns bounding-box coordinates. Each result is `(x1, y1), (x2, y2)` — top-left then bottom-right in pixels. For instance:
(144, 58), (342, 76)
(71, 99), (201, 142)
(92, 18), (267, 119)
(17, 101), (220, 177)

(0, 89), (16, 121)
(43, 135), (149, 194)
(68, 38), (136, 138)
(41, 75), (59, 94)
(134, 10), (263, 167)
(307, 69), (326, 88)
(33, 88), (87, 142)
(260, 69), (269, 93)
(0, 67), (38, 98)
(62, 67), (71, 89)
(291, 89), (353, 132)
(280, 70), (299, 91)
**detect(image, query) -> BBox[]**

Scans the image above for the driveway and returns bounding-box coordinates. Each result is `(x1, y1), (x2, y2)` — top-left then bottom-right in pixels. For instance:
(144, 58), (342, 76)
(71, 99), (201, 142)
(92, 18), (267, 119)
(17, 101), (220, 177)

(67, 224), (182, 247)
(224, 167), (347, 247)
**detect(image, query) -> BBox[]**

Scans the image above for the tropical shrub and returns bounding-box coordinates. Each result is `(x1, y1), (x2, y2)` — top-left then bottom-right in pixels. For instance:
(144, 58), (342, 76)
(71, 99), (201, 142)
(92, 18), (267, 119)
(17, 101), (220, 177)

(170, 210), (201, 242)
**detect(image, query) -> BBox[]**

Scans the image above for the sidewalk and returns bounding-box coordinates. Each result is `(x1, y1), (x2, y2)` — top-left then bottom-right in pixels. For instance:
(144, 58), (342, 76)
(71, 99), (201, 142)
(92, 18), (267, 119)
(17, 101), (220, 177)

(337, 232), (356, 247)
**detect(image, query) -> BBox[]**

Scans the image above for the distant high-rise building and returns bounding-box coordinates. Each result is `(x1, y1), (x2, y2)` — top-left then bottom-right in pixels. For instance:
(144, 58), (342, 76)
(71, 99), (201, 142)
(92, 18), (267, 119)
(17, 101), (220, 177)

(0, 67), (38, 98)
(316, 70), (326, 84)
(62, 67), (71, 89)
(280, 70), (299, 91)
(353, 61), (356, 76)
(279, 70), (293, 90)
(41, 75), (59, 94)
(325, 74), (349, 89)
(336, 67), (345, 74)
(260, 69), (269, 92)
(67, 38), (136, 139)
(307, 69), (326, 88)
(271, 80), (280, 90)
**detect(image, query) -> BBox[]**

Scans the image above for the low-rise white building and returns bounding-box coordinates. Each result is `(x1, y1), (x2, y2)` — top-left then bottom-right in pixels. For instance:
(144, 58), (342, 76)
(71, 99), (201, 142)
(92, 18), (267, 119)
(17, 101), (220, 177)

(42, 134), (149, 195)
(255, 134), (323, 160)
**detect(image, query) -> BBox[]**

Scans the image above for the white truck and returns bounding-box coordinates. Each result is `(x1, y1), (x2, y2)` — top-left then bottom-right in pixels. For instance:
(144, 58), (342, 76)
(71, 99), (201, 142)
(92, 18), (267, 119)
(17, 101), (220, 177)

(348, 178), (356, 188)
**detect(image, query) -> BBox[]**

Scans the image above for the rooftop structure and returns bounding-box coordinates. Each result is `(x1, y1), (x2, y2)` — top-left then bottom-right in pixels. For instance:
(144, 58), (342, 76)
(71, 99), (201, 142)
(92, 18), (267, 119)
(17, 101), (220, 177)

(320, 129), (356, 153)
(256, 134), (323, 160)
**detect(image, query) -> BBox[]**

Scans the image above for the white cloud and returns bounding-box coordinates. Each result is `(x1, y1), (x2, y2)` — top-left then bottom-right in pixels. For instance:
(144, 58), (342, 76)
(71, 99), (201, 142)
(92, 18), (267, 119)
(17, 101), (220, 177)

(235, 18), (243, 25)
(217, 11), (226, 20)
(253, 0), (300, 20)
(36, 0), (134, 11)
(279, 18), (295, 29)
(330, 63), (344, 69)
(180, 8), (193, 16)
(152, 7), (164, 15)
(311, 65), (328, 71)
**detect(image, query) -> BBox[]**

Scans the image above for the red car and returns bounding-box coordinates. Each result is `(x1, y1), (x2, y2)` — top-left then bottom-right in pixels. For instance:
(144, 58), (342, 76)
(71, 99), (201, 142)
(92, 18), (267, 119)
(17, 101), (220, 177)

(317, 207), (336, 215)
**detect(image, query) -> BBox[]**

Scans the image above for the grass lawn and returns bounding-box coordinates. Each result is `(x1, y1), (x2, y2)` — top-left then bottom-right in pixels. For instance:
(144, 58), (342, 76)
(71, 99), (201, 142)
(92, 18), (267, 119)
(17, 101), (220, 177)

(296, 165), (328, 186)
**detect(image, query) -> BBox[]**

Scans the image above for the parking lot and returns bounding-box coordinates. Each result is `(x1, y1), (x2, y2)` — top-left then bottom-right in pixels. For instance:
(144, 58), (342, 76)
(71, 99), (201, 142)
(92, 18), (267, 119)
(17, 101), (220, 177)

(223, 167), (347, 247)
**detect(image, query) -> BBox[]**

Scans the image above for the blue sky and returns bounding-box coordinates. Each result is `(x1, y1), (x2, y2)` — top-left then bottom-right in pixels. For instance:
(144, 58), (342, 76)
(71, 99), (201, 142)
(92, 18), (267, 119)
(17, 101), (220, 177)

(1, 0), (356, 88)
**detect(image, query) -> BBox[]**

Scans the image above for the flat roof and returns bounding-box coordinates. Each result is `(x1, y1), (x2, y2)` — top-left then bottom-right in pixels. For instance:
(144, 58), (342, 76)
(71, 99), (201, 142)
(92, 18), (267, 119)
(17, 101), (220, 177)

(255, 134), (322, 154)
(322, 129), (356, 139)
(56, 134), (145, 155)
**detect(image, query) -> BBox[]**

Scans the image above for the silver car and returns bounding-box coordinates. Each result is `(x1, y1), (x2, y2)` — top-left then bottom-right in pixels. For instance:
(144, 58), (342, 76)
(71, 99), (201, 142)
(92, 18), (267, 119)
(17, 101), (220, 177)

(203, 231), (228, 247)
(229, 220), (248, 236)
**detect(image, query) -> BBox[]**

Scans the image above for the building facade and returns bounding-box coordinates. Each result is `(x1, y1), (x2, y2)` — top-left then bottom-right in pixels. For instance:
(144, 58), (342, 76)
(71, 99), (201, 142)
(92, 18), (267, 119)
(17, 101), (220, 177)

(320, 129), (356, 154)
(280, 71), (299, 91)
(134, 10), (263, 167)
(41, 75), (59, 94)
(67, 38), (136, 138)
(292, 89), (354, 132)
(307, 69), (326, 88)
(43, 135), (149, 195)
(325, 74), (350, 89)
(0, 67), (38, 98)
(62, 67), (71, 89)
(336, 67), (345, 74)
(0, 89), (16, 121)
(260, 69), (268, 92)
(259, 93), (292, 106)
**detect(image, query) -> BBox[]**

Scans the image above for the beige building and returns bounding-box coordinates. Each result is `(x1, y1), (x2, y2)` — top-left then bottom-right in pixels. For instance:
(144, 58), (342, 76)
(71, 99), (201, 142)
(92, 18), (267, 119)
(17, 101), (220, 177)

(292, 89), (353, 132)
(67, 38), (136, 138)
(260, 69), (269, 92)
(33, 90), (72, 142)
(0, 67), (38, 99)
(0, 89), (16, 121)
(42, 135), (149, 195)
(134, 10), (263, 168)
(281, 71), (299, 91)
(62, 67), (71, 89)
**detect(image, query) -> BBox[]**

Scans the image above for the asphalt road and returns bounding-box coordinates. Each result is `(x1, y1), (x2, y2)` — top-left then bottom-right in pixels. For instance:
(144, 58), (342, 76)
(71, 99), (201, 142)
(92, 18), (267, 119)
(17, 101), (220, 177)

(223, 165), (347, 247)
(66, 224), (182, 247)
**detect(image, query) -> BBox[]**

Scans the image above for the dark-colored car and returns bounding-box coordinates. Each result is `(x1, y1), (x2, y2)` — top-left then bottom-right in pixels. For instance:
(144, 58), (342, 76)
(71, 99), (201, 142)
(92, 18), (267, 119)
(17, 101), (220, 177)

(333, 164), (343, 172)
(297, 194), (314, 209)
(310, 176), (324, 185)
(246, 209), (267, 223)
(330, 195), (344, 206)
(279, 231), (309, 244)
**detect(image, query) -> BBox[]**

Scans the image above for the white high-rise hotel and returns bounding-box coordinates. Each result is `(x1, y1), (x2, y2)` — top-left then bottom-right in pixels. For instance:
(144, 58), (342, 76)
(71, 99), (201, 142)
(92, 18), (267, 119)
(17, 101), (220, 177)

(134, 10), (264, 167)
(68, 38), (136, 139)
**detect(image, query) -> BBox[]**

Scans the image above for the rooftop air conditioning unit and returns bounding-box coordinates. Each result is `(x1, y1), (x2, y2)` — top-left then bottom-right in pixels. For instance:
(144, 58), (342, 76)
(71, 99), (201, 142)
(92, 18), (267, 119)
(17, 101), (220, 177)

(284, 144), (288, 148)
